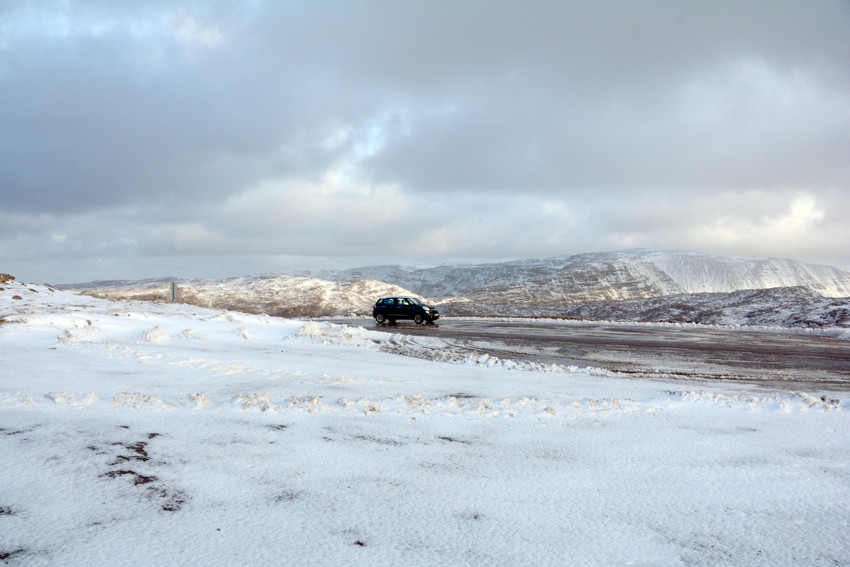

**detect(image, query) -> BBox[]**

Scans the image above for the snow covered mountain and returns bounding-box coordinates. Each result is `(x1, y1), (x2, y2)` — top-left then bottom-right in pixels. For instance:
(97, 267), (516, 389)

(305, 250), (850, 299)
(441, 286), (850, 328)
(57, 250), (850, 326)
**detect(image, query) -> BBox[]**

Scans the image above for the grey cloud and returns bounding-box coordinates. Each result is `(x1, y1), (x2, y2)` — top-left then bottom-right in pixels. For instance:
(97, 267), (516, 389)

(1, 1), (849, 282)
(1, 3), (337, 213)
(367, 57), (850, 193)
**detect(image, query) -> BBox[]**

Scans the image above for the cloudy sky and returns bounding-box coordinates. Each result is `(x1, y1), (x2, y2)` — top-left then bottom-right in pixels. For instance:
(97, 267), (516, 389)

(2, 1), (849, 284)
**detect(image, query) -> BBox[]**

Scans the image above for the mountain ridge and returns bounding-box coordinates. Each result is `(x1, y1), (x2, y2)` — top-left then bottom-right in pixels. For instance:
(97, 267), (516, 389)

(57, 250), (850, 326)
(298, 249), (850, 299)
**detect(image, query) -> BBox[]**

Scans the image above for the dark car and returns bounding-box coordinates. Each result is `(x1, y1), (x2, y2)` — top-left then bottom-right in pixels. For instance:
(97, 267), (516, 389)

(372, 296), (439, 325)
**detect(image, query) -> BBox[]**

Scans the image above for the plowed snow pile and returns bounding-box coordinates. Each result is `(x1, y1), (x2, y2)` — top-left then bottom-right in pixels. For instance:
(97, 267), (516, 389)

(1, 279), (848, 566)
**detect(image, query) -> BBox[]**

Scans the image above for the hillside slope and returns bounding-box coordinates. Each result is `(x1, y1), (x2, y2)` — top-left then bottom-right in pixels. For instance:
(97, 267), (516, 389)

(57, 250), (850, 326)
(306, 250), (850, 299)
(65, 275), (415, 318)
(441, 286), (850, 328)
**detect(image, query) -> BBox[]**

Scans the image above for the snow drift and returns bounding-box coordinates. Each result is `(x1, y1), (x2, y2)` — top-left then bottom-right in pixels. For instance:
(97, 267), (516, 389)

(2, 277), (848, 566)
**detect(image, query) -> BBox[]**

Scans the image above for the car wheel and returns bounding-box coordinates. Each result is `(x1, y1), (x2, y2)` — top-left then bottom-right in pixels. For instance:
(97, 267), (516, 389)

(413, 314), (424, 324)
(375, 313), (386, 324)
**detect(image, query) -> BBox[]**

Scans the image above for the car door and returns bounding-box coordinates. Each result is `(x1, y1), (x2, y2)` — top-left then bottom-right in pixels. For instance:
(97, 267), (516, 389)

(384, 297), (400, 318)
(397, 298), (415, 319)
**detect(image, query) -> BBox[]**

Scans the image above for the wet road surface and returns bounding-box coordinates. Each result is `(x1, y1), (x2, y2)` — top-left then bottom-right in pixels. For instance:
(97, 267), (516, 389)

(326, 317), (850, 391)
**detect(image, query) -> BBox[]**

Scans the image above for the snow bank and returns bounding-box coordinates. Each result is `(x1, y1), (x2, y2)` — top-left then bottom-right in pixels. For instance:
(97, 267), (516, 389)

(44, 391), (99, 407)
(297, 320), (386, 349)
(139, 325), (170, 344)
(663, 390), (843, 412)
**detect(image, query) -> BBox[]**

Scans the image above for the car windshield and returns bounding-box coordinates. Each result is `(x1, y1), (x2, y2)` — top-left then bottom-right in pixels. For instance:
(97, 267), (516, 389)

(406, 297), (423, 305)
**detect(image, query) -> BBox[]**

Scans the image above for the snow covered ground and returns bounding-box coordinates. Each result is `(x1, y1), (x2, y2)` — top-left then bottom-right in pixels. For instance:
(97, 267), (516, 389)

(2, 279), (849, 566)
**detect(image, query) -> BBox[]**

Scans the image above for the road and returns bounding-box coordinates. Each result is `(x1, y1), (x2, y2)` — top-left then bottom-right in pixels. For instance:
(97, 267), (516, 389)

(325, 317), (850, 391)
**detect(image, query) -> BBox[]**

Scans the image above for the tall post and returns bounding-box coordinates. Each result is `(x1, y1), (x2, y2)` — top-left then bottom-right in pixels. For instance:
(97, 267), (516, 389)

(170, 282), (177, 302)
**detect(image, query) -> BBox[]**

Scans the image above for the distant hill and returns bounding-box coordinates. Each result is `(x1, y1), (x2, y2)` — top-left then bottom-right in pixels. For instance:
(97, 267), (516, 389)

(62, 276), (416, 318)
(302, 249), (850, 300)
(60, 250), (850, 327)
(441, 286), (850, 328)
